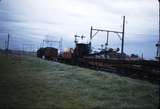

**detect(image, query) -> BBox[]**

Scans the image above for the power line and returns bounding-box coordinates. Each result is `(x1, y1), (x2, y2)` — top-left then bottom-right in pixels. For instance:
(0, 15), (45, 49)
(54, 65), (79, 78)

(126, 32), (158, 36)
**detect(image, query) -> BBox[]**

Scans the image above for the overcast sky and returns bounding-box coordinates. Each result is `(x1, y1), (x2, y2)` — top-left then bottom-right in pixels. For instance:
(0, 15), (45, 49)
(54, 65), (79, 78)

(0, 0), (159, 59)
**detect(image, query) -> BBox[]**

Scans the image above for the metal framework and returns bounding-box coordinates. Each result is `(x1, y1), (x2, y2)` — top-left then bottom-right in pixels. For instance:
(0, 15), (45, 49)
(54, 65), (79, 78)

(41, 37), (63, 52)
(22, 44), (35, 52)
(90, 16), (125, 58)
(3, 33), (10, 54)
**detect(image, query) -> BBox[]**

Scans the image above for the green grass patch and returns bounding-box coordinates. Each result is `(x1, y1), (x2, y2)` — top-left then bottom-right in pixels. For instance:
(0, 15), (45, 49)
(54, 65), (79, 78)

(0, 54), (159, 109)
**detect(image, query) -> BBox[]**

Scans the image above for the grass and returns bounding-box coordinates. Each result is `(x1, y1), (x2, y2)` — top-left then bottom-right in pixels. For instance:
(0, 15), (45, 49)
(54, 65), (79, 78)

(0, 54), (159, 109)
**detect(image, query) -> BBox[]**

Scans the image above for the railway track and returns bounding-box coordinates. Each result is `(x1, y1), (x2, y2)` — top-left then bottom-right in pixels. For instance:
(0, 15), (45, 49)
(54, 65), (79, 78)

(58, 57), (160, 84)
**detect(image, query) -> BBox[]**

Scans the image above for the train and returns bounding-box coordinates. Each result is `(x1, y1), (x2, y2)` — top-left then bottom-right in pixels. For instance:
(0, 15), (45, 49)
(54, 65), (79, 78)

(37, 47), (58, 60)
(37, 43), (160, 84)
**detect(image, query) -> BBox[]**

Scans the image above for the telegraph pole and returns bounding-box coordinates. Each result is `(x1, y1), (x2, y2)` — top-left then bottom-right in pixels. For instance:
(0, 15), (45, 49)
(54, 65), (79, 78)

(6, 33), (10, 53)
(105, 32), (109, 49)
(7, 33), (10, 50)
(5, 33), (10, 55)
(90, 26), (93, 41)
(158, 0), (160, 60)
(121, 16), (125, 59)
(156, 0), (160, 60)
(89, 26), (93, 52)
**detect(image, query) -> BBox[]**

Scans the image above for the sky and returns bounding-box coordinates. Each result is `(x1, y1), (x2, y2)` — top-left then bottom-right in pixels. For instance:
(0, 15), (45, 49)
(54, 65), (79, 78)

(0, 0), (159, 59)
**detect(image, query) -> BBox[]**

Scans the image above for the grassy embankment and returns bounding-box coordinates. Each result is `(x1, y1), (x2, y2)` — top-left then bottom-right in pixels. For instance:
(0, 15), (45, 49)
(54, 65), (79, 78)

(0, 54), (159, 109)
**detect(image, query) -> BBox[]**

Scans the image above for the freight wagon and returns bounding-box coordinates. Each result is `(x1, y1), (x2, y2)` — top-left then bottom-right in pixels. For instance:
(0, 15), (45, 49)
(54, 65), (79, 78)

(37, 47), (58, 60)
